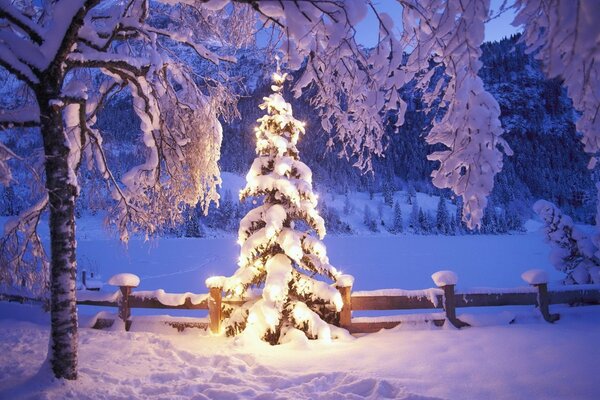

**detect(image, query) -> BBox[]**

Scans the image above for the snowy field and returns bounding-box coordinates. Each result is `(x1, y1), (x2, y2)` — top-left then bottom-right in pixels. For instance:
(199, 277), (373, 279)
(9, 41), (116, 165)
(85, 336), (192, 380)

(1, 219), (600, 399)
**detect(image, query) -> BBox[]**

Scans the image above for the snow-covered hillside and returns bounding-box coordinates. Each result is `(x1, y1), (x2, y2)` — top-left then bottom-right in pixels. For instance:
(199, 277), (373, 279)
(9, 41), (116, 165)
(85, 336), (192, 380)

(195, 172), (523, 238)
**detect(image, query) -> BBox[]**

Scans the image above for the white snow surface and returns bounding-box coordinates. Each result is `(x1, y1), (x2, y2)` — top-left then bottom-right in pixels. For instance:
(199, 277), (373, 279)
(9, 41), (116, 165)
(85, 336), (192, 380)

(107, 273), (140, 287)
(431, 270), (458, 287)
(2, 204), (600, 398)
(1, 301), (600, 399)
(521, 269), (549, 285)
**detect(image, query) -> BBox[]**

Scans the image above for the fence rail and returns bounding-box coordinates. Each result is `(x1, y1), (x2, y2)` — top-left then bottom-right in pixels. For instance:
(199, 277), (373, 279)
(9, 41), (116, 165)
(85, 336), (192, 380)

(3, 270), (600, 335)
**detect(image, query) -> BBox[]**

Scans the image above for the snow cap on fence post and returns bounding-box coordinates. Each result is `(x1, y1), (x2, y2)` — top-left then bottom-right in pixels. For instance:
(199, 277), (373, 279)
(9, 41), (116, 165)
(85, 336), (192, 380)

(108, 273), (140, 288)
(521, 269), (548, 285)
(206, 276), (225, 335)
(336, 274), (354, 289)
(205, 276), (226, 289)
(431, 270), (458, 287)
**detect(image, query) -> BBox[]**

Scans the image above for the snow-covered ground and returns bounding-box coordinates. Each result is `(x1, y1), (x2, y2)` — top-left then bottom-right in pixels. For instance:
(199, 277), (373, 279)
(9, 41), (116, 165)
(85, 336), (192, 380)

(1, 216), (600, 399)
(1, 300), (599, 399)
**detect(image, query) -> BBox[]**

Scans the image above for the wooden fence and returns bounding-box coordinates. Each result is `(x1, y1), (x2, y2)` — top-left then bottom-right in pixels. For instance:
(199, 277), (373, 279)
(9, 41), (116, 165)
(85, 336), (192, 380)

(3, 271), (600, 334)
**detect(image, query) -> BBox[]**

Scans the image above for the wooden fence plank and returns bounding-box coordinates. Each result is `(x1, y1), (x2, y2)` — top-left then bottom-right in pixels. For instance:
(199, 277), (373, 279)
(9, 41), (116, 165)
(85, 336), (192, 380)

(351, 295), (442, 310)
(549, 289), (600, 305)
(128, 296), (209, 310)
(454, 292), (537, 308)
(348, 319), (446, 334)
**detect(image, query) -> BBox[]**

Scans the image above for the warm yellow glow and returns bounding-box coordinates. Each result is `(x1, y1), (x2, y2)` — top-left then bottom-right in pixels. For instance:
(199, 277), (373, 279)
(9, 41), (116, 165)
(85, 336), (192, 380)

(292, 304), (309, 322)
(268, 285), (281, 300)
(234, 285), (243, 297)
(265, 311), (278, 327)
(333, 293), (344, 312)
(247, 312), (257, 325)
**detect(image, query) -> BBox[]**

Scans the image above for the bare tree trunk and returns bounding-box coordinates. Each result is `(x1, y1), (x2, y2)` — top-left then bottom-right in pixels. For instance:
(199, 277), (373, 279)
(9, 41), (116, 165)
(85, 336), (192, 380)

(38, 92), (79, 380)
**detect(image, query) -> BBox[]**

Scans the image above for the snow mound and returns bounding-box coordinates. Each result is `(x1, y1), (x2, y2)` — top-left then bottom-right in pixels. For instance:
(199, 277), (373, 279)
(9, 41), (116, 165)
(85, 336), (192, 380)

(431, 270), (458, 287)
(108, 273), (140, 287)
(521, 269), (548, 285)
(458, 311), (516, 327)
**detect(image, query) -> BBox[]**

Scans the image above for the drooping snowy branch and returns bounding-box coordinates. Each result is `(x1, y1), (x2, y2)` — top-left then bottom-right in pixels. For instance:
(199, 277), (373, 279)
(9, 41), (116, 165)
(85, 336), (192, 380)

(249, 1), (402, 172)
(0, 194), (49, 296)
(400, 0), (512, 229)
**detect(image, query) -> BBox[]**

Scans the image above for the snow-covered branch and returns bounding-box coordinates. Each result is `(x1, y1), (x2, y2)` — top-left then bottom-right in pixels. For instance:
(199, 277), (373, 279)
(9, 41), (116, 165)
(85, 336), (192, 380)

(0, 0), (43, 44)
(252, 0), (400, 172)
(0, 194), (49, 296)
(399, 0), (512, 228)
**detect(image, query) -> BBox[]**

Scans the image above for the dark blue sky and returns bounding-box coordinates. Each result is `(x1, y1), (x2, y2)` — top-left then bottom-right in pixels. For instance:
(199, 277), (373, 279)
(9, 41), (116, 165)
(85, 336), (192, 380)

(355, 0), (521, 47)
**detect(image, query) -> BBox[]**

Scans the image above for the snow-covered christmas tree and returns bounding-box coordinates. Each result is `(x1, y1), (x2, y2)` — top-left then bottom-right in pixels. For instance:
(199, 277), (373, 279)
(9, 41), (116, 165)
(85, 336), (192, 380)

(217, 69), (352, 344)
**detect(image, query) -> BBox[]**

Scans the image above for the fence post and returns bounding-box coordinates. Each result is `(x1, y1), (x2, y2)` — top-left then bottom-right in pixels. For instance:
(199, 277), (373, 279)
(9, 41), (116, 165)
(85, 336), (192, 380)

(118, 285), (133, 331)
(108, 273), (140, 331)
(82, 270), (87, 288)
(206, 276), (225, 335)
(534, 283), (559, 323)
(336, 274), (354, 329)
(442, 284), (470, 328)
(431, 270), (469, 329)
(521, 269), (560, 323)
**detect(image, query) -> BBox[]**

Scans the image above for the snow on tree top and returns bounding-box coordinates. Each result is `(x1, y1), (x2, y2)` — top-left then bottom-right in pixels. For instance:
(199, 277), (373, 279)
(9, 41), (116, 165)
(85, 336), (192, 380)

(431, 270), (458, 287)
(108, 273), (140, 287)
(521, 269), (549, 285)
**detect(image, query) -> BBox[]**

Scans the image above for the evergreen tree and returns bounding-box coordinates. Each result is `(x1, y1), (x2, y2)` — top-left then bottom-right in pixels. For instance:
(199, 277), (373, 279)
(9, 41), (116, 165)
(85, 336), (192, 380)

(383, 181), (395, 207)
(220, 71), (348, 344)
(407, 185), (417, 205)
(184, 206), (203, 238)
(220, 189), (235, 230)
(409, 201), (420, 233)
(377, 201), (385, 227)
(363, 205), (378, 232)
(418, 208), (429, 234)
(436, 196), (450, 234)
(448, 215), (457, 235)
(367, 181), (375, 200)
(343, 195), (353, 216)
(455, 198), (465, 234)
(390, 201), (403, 234)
